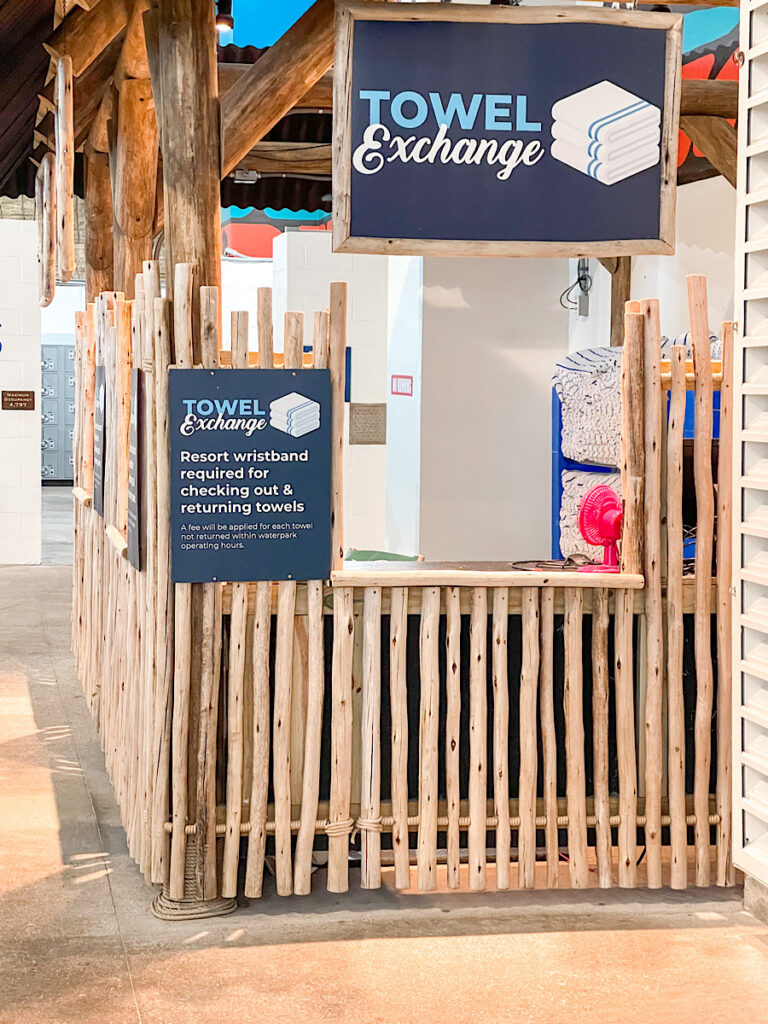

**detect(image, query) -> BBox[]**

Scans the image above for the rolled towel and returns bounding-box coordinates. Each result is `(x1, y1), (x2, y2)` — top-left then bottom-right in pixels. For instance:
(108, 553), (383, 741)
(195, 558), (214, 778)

(551, 81), (660, 146)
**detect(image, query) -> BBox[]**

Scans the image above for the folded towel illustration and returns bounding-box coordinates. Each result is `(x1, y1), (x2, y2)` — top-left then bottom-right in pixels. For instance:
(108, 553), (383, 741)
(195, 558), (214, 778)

(550, 138), (659, 185)
(270, 392), (321, 437)
(551, 120), (661, 162)
(550, 81), (661, 185)
(551, 81), (660, 146)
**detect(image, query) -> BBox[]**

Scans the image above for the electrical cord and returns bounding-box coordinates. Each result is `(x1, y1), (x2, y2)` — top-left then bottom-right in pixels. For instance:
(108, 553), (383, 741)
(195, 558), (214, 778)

(559, 261), (593, 311)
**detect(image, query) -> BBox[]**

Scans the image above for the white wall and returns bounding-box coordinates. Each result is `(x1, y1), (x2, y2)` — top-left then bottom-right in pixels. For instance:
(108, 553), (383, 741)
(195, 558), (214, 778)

(0, 221), (41, 564)
(220, 258), (273, 351)
(385, 256), (423, 556)
(273, 231), (389, 552)
(419, 257), (569, 561)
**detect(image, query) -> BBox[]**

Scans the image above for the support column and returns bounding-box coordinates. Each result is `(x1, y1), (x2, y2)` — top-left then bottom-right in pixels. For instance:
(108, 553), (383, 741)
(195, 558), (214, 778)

(147, 0), (231, 920)
(112, 77), (158, 297)
(147, 0), (222, 345)
(84, 149), (114, 302)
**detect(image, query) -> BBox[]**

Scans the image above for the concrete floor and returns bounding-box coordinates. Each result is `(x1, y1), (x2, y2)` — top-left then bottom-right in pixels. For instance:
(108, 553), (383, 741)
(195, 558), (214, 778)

(41, 486), (74, 565)
(3, 565), (768, 1024)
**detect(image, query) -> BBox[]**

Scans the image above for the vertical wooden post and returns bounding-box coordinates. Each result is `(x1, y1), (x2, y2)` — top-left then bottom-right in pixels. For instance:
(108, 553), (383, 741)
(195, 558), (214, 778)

(688, 274), (715, 887)
(620, 312), (645, 574)
(149, 0), (228, 918)
(492, 587), (510, 890)
(55, 55), (75, 284)
(518, 587), (540, 889)
(615, 588), (638, 887)
(221, 311), (250, 900)
(193, 288), (223, 903)
(360, 587), (383, 889)
(417, 587), (440, 891)
(37, 154), (56, 306)
(389, 586), (410, 890)
(294, 312), (330, 896)
(445, 586), (461, 889)
(329, 282), (347, 570)
(151, 0), (222, 336)
(539, 588), (559, 887)
(564, 588), (588, 888)
(328, 586), (354, 893)
(592, 588), (612, 888)
(469, 587), (487, 891)
(641, 298), (664, 888)
(667, 345), (688, 889)
(151, 297), (173, 885)
(112, 78), (158, 298)
(84, 151), (114, 302)
(243, 304), (274, 900)
(716, 321), (735, 886)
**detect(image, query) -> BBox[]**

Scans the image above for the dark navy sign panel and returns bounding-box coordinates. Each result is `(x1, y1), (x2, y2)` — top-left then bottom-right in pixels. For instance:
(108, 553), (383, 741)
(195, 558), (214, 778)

(93, 364), (106, 517)
(127, 369), (142, 571)
(170, 368), (331, 584)
(349, 19), (667, 243)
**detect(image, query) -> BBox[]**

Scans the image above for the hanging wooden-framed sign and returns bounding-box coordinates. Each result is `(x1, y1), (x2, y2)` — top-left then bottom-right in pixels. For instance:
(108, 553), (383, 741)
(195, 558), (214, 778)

(333, 2), (682, 257)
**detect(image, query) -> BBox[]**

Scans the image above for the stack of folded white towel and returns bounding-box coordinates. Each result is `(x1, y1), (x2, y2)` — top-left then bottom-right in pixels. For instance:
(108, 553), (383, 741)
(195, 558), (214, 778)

(269, 392), (321, 438)
(551, 81), (661, 186)
(553, 347), (622, 468)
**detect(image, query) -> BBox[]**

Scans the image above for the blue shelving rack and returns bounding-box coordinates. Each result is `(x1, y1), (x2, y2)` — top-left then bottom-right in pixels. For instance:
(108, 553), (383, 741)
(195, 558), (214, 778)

(551, 385), (721, 559)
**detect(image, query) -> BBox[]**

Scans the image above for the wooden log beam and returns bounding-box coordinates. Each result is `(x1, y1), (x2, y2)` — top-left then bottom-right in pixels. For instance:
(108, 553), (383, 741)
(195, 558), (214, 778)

(152, 0), (222, 911)
(147, 0), (221, 343)
(55, 56), (76, 284)
(220, 0), (335, 177)
(679, 116), (737, 188)
(218, 64), (333, 109)
(44, 0), (133, 77)
(37, 153), (56, 307)
(114, 0), (151, 85)
(38, 31), (125, 141)
(680, 80), (738, 119)
(84, 149), (114, 300)
(236, 141), (332, 176)
(112, 78), (158, 297)
(88, 85), (115, 154)
(608, 257), (632, 348)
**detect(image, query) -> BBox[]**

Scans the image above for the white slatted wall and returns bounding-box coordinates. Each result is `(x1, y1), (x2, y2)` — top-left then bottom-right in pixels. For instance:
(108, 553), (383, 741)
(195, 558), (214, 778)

(734, 0), (768, 883)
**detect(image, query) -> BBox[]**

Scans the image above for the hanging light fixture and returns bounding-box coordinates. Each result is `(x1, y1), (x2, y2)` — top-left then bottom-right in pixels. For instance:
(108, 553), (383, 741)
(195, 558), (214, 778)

(216, 0), (234, 33)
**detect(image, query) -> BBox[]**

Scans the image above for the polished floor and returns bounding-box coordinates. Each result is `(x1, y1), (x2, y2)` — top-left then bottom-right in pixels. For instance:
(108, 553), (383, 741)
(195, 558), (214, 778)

(41, 485), (74, 565)
(3, 564), (768, 1023)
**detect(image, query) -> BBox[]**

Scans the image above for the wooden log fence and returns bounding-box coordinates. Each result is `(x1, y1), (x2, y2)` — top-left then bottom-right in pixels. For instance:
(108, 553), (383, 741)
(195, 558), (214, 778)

(68, 269), (733, 905)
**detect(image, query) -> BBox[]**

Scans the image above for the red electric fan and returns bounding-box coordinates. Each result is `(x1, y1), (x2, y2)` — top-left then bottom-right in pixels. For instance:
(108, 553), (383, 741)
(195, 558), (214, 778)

(577, 485), (622, 573)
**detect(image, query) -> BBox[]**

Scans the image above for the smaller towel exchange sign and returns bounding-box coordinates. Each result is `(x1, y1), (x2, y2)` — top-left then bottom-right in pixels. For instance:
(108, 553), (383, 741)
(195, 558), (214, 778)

(333, 2), (682, 257)
(169, 368), (332, 583)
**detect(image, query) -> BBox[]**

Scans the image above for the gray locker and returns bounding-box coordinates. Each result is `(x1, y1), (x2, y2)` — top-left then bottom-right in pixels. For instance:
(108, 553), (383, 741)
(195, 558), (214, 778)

(41, 340), (78, 481)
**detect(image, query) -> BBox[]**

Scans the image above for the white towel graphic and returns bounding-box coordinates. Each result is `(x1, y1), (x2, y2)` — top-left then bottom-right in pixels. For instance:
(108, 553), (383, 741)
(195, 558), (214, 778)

(269, 392), (321, 438)
(550, 81), (661, 186)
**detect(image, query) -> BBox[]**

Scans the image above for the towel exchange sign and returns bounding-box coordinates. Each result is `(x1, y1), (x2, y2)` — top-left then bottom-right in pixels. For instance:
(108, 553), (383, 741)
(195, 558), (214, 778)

(333, 3), (682, 257)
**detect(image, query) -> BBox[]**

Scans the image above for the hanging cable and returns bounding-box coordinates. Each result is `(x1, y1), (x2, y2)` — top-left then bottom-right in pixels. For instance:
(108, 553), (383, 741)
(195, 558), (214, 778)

(559, 258), (593, 311)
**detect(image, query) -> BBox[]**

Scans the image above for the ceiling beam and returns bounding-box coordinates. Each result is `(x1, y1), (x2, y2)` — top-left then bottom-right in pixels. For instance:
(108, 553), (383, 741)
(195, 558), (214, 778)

(236, 141), (332, 175)
(218, 65), (333, 110)
(44, 0), (133, 77)
(37, 31), (126, 147)
(680, 80), (738, 119)
(679, 115), (737, 188)
(220, 0), (335, 178)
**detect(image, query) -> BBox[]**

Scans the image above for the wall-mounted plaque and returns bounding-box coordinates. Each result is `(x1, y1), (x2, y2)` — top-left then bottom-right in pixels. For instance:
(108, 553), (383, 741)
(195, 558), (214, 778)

(1, 390), (35, 411)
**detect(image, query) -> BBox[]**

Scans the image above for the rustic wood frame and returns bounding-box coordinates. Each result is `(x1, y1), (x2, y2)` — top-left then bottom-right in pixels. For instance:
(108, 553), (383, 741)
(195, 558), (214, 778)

(333, 2), (683, 258)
